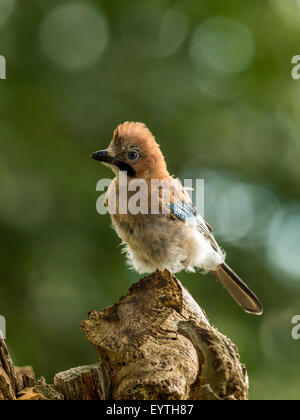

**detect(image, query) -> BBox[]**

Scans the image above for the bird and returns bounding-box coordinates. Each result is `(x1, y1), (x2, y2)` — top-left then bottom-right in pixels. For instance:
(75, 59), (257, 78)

(91, 121), (263, 315)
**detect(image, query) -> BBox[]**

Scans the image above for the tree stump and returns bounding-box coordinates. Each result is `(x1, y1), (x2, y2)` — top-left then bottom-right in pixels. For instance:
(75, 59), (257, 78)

(0, 270), (249, 400)
(81, 270), (249, 400)
(0, 338), (19, 400)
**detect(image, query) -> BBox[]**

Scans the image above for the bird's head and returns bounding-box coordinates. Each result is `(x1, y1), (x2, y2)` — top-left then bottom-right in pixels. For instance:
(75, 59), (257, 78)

(91, 122), (169, 180)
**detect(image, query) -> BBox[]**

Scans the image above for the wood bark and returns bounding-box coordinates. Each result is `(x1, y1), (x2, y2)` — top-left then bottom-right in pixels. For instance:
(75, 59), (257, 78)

(0, 270), (249, 400)
(0, 339), (18, 400)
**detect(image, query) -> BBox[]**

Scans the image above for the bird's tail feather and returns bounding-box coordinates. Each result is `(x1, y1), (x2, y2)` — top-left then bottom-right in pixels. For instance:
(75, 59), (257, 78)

(212, 263), (263, 315)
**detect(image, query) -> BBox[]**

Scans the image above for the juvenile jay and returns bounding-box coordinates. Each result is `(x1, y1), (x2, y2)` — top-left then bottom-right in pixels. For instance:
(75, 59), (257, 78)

(91, 122), (263, 315)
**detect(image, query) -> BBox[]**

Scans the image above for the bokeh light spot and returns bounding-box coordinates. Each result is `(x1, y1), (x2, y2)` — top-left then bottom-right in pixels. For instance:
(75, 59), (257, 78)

(160, 9), (189, 56)
(190, 16), (255, 74)
(121, 3), (189, 58)
(266, 206), (300, 281)
(0, 0), (15, 27)
(260, 306), (300, 365)
(272, 0), (300, 28)
(39, 2), (108, 70)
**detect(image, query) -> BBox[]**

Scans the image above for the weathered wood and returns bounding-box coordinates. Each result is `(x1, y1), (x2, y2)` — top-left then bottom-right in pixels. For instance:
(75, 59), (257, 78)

(81, 270), (249, 400)
(15, 366), (35, 390)
(54, 363), (109, 400)
(178, 321), (248, 400)
(18, 378), (64, 401)
(18, 364), (109, 400)
(0, 270), (249, 400)
(0, 367), (16, 400)
(0, 339), (19, 399)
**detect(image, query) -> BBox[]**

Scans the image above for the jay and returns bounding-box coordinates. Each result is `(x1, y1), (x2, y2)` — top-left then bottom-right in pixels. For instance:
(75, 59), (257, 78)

(91, 122), (263, 315)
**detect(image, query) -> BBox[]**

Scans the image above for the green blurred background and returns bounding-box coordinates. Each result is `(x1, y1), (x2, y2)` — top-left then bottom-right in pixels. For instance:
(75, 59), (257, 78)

(0, 0), (300, 400)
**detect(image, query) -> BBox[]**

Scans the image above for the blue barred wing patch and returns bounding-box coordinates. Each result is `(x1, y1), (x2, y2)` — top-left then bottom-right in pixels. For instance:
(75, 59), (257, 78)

(170, 201), (219, 251)
(170, 202), (197, 223)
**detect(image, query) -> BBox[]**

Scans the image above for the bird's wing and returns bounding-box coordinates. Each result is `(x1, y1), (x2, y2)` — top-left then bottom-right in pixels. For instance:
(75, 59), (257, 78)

(169, 201), (220, 252)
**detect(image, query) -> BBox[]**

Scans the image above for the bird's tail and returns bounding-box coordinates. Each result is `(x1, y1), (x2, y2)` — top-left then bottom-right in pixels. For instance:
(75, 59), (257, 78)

(212, 263), (263, 315)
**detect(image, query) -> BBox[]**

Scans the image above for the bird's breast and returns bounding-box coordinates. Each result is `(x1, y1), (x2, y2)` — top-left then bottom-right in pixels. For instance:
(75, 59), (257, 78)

(111, 213), (158, 244)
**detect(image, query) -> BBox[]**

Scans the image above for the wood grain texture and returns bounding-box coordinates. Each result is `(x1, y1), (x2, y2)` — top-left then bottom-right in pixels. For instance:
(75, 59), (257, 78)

(0, 270), (249, 400)
(0, 339), (18, 399)
(54, 363), (109, 400)
(81, 270), (249, 400)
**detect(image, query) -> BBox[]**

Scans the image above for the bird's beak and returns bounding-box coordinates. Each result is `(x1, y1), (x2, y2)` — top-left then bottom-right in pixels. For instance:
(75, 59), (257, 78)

(90, 149), (115, 164)
(90, 149), (136, 177)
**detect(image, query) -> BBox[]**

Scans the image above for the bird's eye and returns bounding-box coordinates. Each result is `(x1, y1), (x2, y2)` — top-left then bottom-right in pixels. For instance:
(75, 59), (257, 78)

(127, 150), (139, 160)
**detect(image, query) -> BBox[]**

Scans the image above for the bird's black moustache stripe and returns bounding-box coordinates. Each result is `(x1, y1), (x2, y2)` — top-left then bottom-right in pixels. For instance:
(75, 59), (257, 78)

(91, 150), (136, 177)
(115, 161), (136, 177)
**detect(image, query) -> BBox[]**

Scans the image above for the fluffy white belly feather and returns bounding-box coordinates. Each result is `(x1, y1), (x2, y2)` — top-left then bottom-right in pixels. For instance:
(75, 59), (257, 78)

(112, 214), (225, 274)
